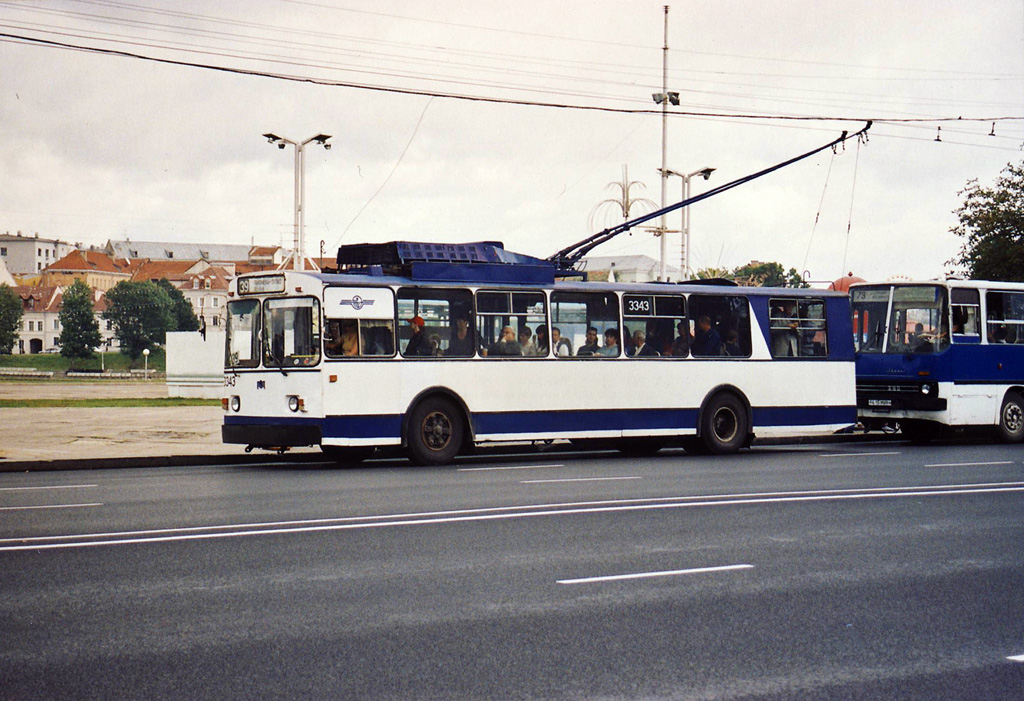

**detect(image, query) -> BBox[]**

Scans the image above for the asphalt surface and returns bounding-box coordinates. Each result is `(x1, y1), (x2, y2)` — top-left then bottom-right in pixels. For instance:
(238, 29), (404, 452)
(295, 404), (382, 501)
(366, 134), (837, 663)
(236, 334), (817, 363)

(2, 442), (1023, 699)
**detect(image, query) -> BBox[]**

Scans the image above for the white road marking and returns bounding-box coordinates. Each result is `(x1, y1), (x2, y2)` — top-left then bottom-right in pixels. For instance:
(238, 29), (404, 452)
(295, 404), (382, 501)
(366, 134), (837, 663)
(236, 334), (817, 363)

(521, 476), (641, 484)
(1007, 654), (1024, 663)
(818, 451), (902, 458)
(924, 461), (1015, 468)
(3, 481), (1022, 552)
(558, 564), (754, 585)
(0, 484), (97, 492)
(0, 503), (102, 512)
(457, 464), (564, 472)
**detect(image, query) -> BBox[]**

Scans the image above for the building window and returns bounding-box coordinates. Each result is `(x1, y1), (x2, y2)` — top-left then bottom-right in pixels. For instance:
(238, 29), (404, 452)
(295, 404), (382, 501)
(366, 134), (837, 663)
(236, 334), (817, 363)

(1, 247), (6, 256)
(213, 297), (219, 308)
(53, 319), (60, 331)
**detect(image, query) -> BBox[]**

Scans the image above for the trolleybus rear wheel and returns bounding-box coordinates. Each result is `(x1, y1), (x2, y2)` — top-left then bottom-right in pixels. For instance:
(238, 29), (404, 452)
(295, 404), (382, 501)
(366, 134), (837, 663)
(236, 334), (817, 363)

(700, 393), (748, 455)
(997, 392), (1024, 443)
(408, 397), (464, 465)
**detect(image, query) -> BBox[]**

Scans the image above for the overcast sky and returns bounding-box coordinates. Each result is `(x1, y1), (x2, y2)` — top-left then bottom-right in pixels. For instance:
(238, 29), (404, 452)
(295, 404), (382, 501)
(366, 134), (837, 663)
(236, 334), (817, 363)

(2, 0), (1023, 283)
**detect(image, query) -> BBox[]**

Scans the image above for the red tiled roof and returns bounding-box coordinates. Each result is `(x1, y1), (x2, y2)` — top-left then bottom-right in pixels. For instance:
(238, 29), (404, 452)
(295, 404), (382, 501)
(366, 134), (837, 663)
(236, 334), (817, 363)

(130, 259), (199, 282)
(46, 250), (125, 274)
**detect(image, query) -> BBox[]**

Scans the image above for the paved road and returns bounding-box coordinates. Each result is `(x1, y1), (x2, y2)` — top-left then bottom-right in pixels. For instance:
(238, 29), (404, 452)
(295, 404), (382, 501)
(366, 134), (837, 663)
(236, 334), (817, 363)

(2, 442), (1023, 699)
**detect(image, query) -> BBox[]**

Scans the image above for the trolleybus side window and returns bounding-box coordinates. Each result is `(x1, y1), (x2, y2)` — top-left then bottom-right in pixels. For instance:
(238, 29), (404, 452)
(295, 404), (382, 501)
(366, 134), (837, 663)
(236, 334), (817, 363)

(262, 297), (321, 367)
(477, 291), (547, 357)
(985, 290), (1024, 344)
(397, 288), (473, 358)
(688, 295), (751, 357)
(226, 299), (260, 368)
(550, 291), (620, 358)
(950, 288), (980, 341)
(322, 287), (396, 358)
(769, 298), (828, 358)
(622, 294), (685, 358)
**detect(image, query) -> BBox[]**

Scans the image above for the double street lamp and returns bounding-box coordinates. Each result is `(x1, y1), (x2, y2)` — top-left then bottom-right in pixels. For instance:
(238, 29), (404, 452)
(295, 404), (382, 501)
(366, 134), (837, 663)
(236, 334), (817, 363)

(262, 133), (332, 271)
(661, 166), (715, 279)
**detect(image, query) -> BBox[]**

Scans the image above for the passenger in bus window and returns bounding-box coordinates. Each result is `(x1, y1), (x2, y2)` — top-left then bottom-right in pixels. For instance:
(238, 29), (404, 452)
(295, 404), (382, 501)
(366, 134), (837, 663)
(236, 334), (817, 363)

(428, 334), (443, 356)
(723, 329), (741, 356)
(535, 326), (549, 355)
(631, 330), (658, 357)
(691, 316), (722, 356)
(577, 327), (601, 356)
(598, 328), (620, 357)
(552, 327), (572, 356)
(340, 320), (359, 356)
(771, 302), (799, 357)
(488, 325), (522, 356)
(404, 316), (431, 356)
(324, 321), (344, 357)
(671, 321), (688, 356)
(519, 327), (540, 356)
(446, 316), (474, 357)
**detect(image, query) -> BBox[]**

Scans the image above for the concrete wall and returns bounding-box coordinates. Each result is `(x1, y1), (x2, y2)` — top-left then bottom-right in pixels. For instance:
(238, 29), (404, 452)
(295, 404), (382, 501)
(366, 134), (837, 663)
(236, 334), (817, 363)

(166, 330), (225, 398)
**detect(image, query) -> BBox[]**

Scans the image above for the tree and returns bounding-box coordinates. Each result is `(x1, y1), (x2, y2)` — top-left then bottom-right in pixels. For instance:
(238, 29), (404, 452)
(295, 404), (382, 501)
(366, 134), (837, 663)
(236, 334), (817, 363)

(0, 284), (23, 354)
(103, 281), (175, 363)
(730, 261), (807, 288)
(57, 279), (102, 365)
(950, 161), (1024, 281)
(155, 278), (200, 332)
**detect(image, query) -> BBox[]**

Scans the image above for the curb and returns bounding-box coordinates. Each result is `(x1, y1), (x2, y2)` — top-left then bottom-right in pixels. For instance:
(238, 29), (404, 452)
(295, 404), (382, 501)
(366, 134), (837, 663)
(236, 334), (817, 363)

(0, 432), (899, 472)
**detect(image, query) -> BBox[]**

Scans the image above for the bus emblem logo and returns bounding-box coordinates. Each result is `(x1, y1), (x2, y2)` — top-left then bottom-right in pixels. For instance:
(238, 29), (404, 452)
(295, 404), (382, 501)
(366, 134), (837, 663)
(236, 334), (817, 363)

(341, 295), (374, 310)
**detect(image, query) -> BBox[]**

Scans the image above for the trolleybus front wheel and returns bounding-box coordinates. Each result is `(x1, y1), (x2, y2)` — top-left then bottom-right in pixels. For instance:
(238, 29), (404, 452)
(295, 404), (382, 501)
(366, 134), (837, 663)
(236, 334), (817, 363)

(700, 393), (748, 455)
(408, 397), (465, 465)
(997, 391), (1024, 443)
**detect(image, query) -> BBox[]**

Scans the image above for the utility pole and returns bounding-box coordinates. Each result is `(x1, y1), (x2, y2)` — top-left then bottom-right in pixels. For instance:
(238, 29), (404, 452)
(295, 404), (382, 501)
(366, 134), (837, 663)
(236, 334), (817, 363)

(650, 6), (679, 281)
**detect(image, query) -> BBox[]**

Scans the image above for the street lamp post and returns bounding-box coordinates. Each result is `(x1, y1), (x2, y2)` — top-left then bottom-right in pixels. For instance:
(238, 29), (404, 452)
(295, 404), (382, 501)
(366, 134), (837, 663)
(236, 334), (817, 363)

(662, 166), (715, 279)
(262, 133), (332, 271)
(142, 347), (150, 380)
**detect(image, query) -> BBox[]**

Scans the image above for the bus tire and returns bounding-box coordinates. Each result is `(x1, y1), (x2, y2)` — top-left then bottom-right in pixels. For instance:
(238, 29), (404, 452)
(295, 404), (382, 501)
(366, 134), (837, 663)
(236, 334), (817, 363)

(408, 397), (464, 465)
(320, 446), (373, 465)
(700, 393), (748, 455)
(997, 392), (1024, 443)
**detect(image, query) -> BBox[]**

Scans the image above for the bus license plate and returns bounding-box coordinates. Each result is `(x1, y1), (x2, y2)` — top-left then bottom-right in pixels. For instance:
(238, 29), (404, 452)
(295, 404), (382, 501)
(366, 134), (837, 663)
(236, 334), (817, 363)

(868, 399), (892, 411)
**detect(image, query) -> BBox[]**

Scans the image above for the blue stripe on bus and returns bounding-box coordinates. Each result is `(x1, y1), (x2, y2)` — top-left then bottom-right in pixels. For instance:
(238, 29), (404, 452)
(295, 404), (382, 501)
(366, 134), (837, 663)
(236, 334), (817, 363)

(228, 404), (854, 440)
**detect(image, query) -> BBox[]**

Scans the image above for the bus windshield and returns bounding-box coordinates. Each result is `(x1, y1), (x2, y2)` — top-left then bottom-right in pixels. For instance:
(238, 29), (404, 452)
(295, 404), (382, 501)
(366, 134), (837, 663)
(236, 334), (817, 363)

(226, 299), (260, 369)
(263, 297), (321, 368)
(851, 284), (949, 354)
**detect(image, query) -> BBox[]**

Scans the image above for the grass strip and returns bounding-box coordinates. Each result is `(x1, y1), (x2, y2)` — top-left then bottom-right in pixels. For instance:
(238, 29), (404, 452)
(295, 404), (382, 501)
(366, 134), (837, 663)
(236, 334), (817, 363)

(0, 398), (221, 408)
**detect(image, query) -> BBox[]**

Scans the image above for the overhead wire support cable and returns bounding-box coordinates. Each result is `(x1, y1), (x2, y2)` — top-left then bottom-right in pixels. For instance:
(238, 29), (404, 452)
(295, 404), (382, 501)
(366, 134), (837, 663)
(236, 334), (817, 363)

(547, 122), (873, 269)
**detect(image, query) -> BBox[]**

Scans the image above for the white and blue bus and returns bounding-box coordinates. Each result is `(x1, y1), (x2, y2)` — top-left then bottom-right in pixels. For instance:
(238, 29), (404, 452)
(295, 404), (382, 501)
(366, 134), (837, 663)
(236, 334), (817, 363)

(851, 279), (1024, 442)
(223, 242), (857, 464)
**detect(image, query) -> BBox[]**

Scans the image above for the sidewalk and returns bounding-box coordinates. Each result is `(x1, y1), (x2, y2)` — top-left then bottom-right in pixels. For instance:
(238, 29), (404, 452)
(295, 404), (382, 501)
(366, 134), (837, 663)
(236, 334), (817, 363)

(0, 382), (318, 471)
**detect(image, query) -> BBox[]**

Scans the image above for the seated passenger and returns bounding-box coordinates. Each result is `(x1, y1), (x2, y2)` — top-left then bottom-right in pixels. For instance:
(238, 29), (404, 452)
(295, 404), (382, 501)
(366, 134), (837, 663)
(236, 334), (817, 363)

(631, 330), (658, 357)
(404, 316), (432, 356)
(519, 327), (540, 356)
(723, 329), (741, 356)
(488, 326), (522, 356)
(691, 315), (722, 356)
(671, 321), (688, 356)
(598, 328), (620, 356)
(446, 316), (474, 357)
(577, 327), (601, 356)
(552, 327), (572, 356)
(535, 326), (550, 355)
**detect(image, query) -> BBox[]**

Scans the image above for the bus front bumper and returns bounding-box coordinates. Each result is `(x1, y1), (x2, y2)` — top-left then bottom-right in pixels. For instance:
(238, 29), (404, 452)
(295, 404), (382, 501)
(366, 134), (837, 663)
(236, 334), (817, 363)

(222, 419), (322, 447)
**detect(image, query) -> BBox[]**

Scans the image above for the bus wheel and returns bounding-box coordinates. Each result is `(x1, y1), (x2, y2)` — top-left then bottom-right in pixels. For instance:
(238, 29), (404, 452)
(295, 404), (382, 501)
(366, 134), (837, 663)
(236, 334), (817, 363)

(700, 393), (748, 455)
(320, 446), (373, 465)
(408, 397), (464, 465)
(997, 392), (1024, 443)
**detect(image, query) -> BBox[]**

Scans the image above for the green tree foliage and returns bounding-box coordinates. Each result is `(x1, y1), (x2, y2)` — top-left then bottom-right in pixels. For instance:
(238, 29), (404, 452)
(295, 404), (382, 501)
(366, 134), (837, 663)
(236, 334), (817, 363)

(103, 281), (176, 362)
(57, 279), (102, 364)
(155, 278), (200, 332)
(951, 161), (1024, 281)
(0, 284), (23, 354)
(696, 262), (807, 287)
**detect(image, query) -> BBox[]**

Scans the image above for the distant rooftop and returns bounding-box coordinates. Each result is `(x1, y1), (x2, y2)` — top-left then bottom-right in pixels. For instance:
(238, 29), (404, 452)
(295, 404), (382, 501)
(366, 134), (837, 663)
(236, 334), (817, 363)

(105, 239), (253, 262)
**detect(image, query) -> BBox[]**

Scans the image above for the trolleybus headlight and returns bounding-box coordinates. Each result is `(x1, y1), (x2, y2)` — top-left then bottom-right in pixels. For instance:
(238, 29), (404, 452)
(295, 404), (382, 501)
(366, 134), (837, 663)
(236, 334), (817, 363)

(230, 395), (241, 412)
(288, 395), (303, 413)
(920, 384), (932, 396)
